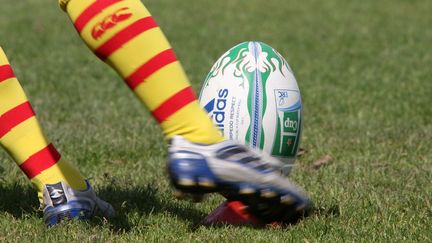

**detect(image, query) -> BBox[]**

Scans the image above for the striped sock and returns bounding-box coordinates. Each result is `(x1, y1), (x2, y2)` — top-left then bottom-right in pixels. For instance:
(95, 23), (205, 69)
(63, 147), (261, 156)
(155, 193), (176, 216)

(0, 47), (87, 202)
(60, 0), (224, 144)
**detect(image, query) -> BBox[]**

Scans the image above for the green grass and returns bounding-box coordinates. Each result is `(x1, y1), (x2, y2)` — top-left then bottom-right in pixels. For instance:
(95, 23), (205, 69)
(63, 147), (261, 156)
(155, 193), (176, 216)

(1, 0), (431, 241)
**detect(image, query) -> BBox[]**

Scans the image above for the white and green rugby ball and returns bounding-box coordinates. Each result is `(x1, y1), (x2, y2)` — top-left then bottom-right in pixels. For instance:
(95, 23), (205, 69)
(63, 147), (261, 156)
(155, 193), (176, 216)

(199, 41), (302, 175)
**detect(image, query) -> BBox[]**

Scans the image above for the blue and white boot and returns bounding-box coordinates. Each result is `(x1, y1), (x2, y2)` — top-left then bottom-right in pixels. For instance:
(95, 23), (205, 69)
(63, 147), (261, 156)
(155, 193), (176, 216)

(42, 180), (115, 227)
(167, 136), (310, 223)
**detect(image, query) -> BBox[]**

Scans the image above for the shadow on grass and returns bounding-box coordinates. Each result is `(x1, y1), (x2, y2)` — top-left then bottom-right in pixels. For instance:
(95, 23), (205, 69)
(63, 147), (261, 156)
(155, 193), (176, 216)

(0, 182), (40, 217)
(90, 182), (207, 232)
(97, 184), (323, 232)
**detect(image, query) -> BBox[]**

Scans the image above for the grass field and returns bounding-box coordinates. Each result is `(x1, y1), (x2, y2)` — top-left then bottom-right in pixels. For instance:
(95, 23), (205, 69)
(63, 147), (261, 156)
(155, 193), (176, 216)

(1, 0), (431, 241)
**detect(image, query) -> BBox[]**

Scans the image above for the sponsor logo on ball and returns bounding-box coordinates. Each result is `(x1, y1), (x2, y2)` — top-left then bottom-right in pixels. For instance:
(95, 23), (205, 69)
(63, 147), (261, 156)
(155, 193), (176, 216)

(272, 89), (302, 158)
(203, 89), (229, 134)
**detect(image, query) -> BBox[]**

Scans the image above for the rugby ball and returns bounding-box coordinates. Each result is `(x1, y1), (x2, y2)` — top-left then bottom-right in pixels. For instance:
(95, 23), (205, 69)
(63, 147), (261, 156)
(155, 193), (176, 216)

(199, 41), (302, 175)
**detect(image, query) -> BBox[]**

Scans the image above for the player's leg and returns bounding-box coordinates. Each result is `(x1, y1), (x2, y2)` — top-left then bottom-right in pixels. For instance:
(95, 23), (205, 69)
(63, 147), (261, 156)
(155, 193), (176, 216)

(59, 0), (309, 223)
(0, 47), (86, 199)
(60, 0), (223, 144)
(0, 47), (114, 226)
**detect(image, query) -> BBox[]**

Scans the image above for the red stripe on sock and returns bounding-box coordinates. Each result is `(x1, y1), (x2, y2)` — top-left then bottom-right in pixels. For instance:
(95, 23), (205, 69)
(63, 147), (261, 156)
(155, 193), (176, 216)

(0, 65), (15, 83)
(0, 102), (35, 138)
(126, 49), (177, 89)
(152, 86), (197, 123)
(74, 0), (121, 33)
(95, 16), (158, 60)
(19, 144), (61, 179)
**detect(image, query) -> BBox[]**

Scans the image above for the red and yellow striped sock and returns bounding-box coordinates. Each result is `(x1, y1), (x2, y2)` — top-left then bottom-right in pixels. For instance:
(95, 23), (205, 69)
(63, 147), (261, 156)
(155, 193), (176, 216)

(60, 0), (223, 144)
(0, 47), (87, 202)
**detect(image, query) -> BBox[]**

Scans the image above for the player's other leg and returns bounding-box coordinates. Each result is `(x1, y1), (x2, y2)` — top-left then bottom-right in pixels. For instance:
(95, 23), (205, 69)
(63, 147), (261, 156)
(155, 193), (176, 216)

(59, 0), (310, 222)
(0, 47), (114, 226)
